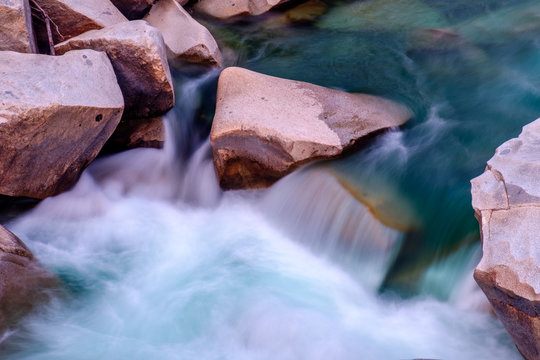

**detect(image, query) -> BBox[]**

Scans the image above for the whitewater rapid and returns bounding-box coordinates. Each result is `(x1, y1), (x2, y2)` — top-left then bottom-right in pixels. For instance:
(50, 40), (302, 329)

(0, 140), (519, 359)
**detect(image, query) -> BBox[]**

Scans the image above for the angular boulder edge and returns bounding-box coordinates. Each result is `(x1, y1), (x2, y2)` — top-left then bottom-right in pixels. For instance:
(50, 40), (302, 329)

(471, 118), (540, 360)
(210, 67), (412, 190)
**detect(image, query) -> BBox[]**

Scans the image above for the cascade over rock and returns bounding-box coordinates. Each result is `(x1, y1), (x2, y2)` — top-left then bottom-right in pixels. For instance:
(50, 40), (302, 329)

(55, 20), (174, 119)
(0, 50), (124, 199)
(109, 0), (153, 20)
(471, 119), (540, 360)
(144, 0), (222, 66)
(0, 225), (57, 334)
(32, 0), (127, 44)
(193, 0), (291, 19)
(210, 67), (412, 190)
(0, 0), (36, 53)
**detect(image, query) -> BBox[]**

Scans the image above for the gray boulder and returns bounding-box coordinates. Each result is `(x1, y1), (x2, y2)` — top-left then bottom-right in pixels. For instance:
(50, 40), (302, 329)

(55, 20), (174, 119)
(0, 50), (124, 199)
(471, 119), (540, 360)
(210, 67), (412, 189)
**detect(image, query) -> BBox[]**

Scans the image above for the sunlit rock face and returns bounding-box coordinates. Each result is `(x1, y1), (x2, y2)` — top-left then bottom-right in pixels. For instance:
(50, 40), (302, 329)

(32, 0), (127, 44)
(471, 119), (540, 360)
(193, 0), (290, 19)
(0, 225), (57, 334)
(144, 0), (222, 66)
(0, 0), (36, 53)
(55, 20), (174, 119)
(210, 67), (412, 190)
(0, 50), (124, 199)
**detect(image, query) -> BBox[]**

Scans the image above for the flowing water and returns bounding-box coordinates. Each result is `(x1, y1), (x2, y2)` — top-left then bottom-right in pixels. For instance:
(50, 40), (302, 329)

(3, 0), (540, 358)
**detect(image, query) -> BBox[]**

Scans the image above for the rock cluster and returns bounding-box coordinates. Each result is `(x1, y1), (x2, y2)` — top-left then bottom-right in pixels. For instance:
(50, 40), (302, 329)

(210, 67), (412, 189)
(0, 0), (225, 199)
(471, 119), (540, 360)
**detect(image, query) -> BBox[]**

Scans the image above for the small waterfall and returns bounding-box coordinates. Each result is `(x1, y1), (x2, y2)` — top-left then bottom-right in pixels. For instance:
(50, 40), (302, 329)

(259, 166), (404, 292)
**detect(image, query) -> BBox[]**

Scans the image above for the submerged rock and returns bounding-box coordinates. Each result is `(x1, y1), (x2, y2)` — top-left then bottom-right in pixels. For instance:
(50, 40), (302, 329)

(0, 50), (124, 199)
(210, 67), (412, 190)
(471, 119), (540, 360)
(55, 20), (174, 119)
(0, 0), (36, 53)
(0, 225), (57, 334)
(109, 0), (153, 20)
(451, 2), (540, 45)
(144, 0), (222, 66)
(317, 0), (447, 32)
(193, 0), (290, 19)
(32, 0), (127, 44)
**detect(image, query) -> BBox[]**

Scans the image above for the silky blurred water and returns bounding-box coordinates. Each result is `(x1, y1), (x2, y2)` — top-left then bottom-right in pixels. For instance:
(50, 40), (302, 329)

(2, 0), (540, 358)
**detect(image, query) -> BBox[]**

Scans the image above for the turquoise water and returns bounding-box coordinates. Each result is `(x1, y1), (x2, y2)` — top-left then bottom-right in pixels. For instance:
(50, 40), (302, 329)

(2, 0), (540, 358)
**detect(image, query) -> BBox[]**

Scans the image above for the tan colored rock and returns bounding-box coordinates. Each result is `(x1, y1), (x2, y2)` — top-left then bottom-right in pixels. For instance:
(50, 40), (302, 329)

(109, 0), (153, 19)
(0, 0), (36, 53)
(144, 0), (222, 66)
(210, 67), (412, 190)
(0, 50), (124, 199)
(193, 0), (290, 19)
(55, 20), (174, 119)
(471, 119), (540, 360)
(0, 225), (58, 334)
(32, 0), (127, 44)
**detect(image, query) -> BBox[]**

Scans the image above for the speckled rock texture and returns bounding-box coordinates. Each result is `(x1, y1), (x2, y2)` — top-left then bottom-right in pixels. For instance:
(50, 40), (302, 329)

(0, 50), (124, 199)
(210, 67), (412, 190)
(55, 20), (174, 119)
(109, 0), (153, 19)
(193, 0), (290, 19)
(471, 119), (540, 360)
(0, 0), (36, 53)
(32, 0), (127, 44)
(0, 225), (57, 334)
(144, 0), (222, 66)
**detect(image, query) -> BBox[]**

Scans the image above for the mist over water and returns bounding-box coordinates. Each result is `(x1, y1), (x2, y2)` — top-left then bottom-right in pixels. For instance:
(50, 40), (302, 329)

(1, 144), (519, 359)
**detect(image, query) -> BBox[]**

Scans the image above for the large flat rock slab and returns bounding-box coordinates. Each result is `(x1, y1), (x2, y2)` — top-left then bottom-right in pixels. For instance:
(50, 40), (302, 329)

(471, 119), (540, 360)
(0, 0), (36, 53)
(0, 225), (57, 334)
(144, 0), (222, 66)
(210, 67), (412, 190)
(0, 50), (124, 199)
(193, 0), (291, 19)
(32, 0), (127, 44)
(55, 20), (174, 119)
